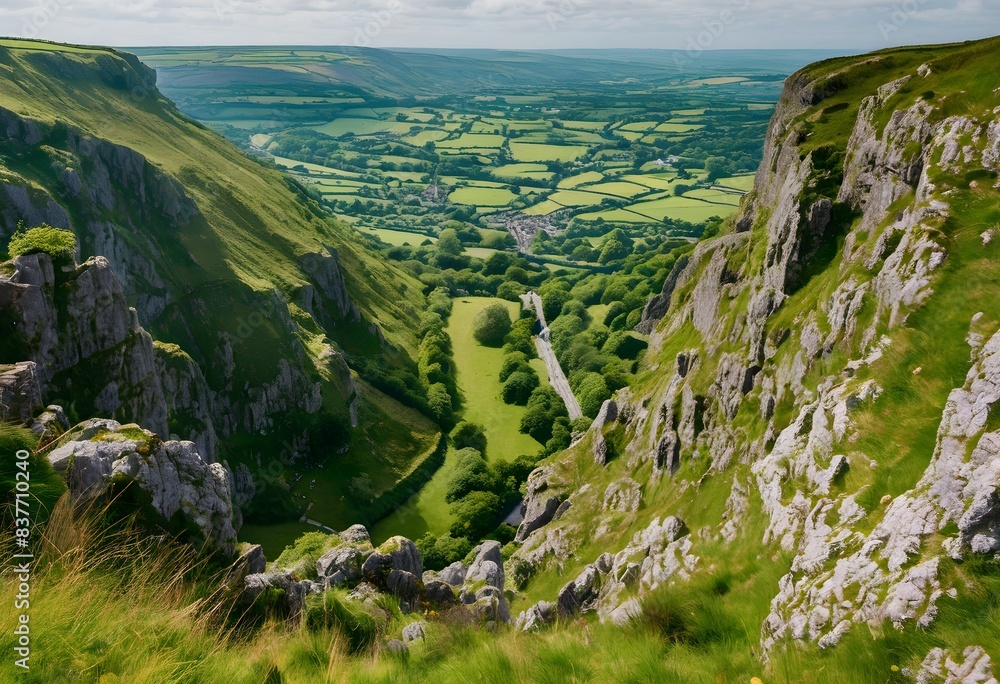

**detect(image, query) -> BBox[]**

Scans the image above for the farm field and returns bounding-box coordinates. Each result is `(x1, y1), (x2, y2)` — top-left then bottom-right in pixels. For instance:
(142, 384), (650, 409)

(137, 45), (783, 257)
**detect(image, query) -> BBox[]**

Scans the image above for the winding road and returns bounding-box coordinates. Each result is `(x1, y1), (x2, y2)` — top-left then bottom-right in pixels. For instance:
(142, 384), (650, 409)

(522, 292), (584, 421)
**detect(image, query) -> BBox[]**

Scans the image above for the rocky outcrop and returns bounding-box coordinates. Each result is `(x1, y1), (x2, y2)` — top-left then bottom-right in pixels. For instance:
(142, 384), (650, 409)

(459, 541), (511, 623)
(504, 52), (1000, 663)
(0, 252), (216, 457)
(45, 419), (238, 553)
(0, 362), (42, 423)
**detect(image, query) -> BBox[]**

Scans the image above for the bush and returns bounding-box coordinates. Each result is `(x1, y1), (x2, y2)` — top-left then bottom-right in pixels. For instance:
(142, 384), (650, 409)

(6, 225), (76, 264)
(519, 387), (569, 444)
(575, 372), (612, 418)
(417, 533), (473, 571)
(449, 490), (503, 540)
(499, 352), (531, 383)
(273, 531), (340, 580)
(503, 318), (537, 357)
(445, 448), (494, 503)
(501, 370), (539, 406)
(472, 303), (513, 346)
(427, 383), (454, 426)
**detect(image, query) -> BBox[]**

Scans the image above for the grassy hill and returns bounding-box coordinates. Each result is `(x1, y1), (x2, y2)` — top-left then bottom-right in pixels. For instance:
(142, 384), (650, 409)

(0, 38), (437, 543)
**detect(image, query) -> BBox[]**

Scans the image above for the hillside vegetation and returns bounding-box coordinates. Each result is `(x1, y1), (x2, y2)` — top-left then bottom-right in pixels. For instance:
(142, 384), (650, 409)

(0, 39), (437, 542)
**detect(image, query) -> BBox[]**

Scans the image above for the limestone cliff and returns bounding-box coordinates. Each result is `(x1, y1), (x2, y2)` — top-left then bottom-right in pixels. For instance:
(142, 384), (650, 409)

(507, 39), (1000, 672)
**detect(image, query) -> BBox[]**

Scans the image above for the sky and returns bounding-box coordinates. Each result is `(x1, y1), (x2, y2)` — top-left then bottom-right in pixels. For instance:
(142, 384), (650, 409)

(3, 0), (996, 51)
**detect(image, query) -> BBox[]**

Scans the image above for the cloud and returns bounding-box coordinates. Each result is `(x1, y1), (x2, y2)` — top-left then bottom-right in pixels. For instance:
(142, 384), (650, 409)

(1, 0), (993, 49)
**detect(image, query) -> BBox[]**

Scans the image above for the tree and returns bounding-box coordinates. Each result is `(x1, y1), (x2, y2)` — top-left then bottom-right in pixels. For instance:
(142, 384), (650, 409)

(575, 372), (611, 418)
(472, 303), (513, 347)
(451, 422), (487, 453)
(599, 238), (629, 264)
(445, 448), (494, 503)
(519, 387), (569, 444)
(427, 383), (454, 426)
(450, 491), (503, 540)
(437, 228), (463, 256)
(502, 370), (540, 406)
(417, 533), (474, 571)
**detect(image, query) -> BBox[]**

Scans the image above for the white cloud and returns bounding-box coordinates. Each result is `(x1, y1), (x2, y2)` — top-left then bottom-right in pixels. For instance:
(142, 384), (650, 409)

(1, 0), (993, 49)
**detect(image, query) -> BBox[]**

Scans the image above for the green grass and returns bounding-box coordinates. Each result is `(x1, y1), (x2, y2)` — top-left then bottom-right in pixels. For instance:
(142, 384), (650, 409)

(510, 142), (589, 163)
(372, 298), (547, 542)
(449, 187), (519, 207)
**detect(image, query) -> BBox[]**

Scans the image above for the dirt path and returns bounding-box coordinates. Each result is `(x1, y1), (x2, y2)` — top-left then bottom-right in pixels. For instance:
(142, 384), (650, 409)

(522, 292), (584, 421)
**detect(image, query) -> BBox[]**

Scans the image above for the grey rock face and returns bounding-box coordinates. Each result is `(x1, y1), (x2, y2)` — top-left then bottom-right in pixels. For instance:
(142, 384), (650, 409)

(603, 478), (642, 513)
(340, 524), (371, 545)
(0, 362), (42, 423)
(46, 421), (238, 554)
(515, 467), (563, 543)
(515, 601), (556, 632)
(437, 561), (468, 587)
(317, 544), (366, 583)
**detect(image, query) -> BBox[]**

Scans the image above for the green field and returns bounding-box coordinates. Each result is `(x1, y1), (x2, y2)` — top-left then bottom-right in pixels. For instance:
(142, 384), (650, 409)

(372, 298), (547, 543)
(449, 187), (519, 207)
(510, 142), (590, 162)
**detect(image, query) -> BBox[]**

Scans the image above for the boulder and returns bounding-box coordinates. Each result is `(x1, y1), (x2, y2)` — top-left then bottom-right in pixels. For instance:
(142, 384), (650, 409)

(466, 541), (505, 589)
(317, 544), (367, 583)
(424, 579), (458, 607)
(46, 421), (238, 554)
(340, 524), (371, 544)
(437, 561), (468, 587)
(402, 621), (427, 644)
(515, 600), (556, 632)
(557, 565), (601, 618)
(362, 536), (422, 580)
(386, 569), (422, 613)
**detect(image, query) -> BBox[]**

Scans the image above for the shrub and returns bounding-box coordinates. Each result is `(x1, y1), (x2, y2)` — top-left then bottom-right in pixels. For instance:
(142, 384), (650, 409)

(417, 533), (473, 571)
(503, 318), (537, 357)
(449, 490), (503, 540)
(472, 303), (513, 346)
(451, 421), (487, 453)
(575, 372), (612, 418)
(6, 225), (76, 264)
(501, 370), (539, 406)
(519, 387), (568, 444)
(427, 383), (454, 426)
(445, 448), (494, 503)
(499, 352), (531, 382)
(273, 531), (341, 580)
